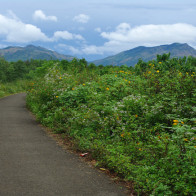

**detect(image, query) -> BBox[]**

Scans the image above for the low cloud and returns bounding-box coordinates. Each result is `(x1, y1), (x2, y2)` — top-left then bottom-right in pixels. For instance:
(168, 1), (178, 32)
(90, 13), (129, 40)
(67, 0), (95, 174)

(53, 31), (84, 41)
(0, 13), (50, 43)
(73, 14), (90, 23)
(33, 10), (57, 22)
(79, 23), (196, 55)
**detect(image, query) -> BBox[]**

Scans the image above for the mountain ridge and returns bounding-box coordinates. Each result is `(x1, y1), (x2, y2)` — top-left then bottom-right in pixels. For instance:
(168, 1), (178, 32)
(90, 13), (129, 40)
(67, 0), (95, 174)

(0, 45), (74, 62)
(93, 43), (196, 66)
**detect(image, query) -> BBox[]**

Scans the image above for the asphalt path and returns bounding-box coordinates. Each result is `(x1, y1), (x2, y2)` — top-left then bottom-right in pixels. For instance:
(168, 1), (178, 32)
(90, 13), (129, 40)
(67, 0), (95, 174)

(0, 93), (127, 196)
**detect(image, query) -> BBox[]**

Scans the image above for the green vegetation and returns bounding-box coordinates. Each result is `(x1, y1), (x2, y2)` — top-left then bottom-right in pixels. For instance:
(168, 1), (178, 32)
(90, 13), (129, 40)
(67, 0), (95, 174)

(0, 57), (45, 98)
(26, 54), (196, 195)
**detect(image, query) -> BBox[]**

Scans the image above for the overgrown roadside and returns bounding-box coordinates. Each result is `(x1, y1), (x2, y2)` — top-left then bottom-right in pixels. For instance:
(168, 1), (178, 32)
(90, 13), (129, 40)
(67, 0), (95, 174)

(26, 55), (196, 195)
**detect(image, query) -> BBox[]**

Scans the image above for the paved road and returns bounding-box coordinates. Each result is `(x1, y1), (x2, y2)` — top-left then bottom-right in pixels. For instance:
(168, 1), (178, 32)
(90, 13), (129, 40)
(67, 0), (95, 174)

(0, 93), (127, 196)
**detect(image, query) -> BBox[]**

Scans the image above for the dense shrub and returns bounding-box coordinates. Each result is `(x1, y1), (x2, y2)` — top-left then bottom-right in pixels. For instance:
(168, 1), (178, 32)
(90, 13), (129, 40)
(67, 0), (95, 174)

(26, 55), (196, 195)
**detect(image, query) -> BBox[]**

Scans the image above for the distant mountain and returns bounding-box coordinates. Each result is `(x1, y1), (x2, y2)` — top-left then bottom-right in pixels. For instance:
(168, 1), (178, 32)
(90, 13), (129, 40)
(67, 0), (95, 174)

(0, 45), (74, 62)
(93, 43), (196, 66)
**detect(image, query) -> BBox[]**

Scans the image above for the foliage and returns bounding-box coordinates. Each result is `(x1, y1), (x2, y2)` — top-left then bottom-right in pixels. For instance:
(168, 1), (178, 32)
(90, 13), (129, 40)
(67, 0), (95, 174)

(26, 55), (196, 195)
(0, 80), (29, 98)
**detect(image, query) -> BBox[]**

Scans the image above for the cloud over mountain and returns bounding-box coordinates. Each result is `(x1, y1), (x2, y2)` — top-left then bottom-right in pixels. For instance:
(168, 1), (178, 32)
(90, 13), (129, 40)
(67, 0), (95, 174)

(75, 23), (196, 55)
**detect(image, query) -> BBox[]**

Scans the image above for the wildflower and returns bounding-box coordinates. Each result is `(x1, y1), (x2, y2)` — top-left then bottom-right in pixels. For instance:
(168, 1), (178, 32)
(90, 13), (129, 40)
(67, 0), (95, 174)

(106, 87), (109, 91)
(156, 70), (160, 73)
(115, 75), (117, 77)
(184, 138), (188, 142)
(139, 148), (142, 151)
(72, 88), (75, 90)
(83, 83), (85, 86)
(59, 77), (62, 79)
(173, 123), (178, 125)
(173, 120), (179, 123)
(56, 96), (58, 98)
(181, 121), (184, 124)
(121, 133), (124, 137)
(135, 114), (138, 118)
(128, 81), (131, 84)
(159, 62), (162, 64)
(148, 71), (151, 74)
(116, 116), (119, 120)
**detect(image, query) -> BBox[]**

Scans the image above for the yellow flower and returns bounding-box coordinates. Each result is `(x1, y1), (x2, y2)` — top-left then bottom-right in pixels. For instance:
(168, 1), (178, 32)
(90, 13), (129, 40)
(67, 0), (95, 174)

(184, 138), (188, 142)
(173, 123), (178, 126)
(121, 133), (124, 137)
(72, 88), (75, 90)
(139, 148), (142, 151)
(156, 70), (160, 73)
(83, 83), (85, 86)
(135, 114), (138, 118)
(56, 96), (58, 98)
(128, 81), (131, 84)
(181, 121), (184, 124)
(173, 120), (179, 123)
(106, 87), (109, 91)
(115, 75), (117, 77)
(59, 77), (62, 79)
(159, 62), (162, 64)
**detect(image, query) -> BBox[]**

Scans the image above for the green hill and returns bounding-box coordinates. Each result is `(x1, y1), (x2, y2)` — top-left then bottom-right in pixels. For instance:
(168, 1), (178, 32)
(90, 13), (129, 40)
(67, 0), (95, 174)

(93, 43), (196, 66)
(0, 45), (74, 62)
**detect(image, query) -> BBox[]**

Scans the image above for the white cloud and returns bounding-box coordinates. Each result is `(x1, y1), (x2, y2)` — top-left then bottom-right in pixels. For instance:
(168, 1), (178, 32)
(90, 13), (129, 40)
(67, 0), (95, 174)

(0, 13), (50, 43)
(95, 27), (102, 33)
(79, 23), (196, 55)
(53, 31), (84, 41)
(73, 14), (90, 23)
(101, 23), (196, 44)
(33, 10), (57, 22)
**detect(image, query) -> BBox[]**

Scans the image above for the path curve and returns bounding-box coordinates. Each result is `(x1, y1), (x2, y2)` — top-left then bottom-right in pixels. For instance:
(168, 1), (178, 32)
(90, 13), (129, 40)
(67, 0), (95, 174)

(0, 93), (127, 196)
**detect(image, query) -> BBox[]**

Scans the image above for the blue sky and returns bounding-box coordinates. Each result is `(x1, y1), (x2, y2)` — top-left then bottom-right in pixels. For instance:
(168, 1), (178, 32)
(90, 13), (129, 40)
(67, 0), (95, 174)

(0, 0), (196, 60)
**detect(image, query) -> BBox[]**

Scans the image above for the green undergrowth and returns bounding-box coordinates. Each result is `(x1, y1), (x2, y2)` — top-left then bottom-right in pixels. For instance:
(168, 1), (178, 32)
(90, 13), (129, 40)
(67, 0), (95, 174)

(0, 80), (29, 98)
(26, 55), (196, 195)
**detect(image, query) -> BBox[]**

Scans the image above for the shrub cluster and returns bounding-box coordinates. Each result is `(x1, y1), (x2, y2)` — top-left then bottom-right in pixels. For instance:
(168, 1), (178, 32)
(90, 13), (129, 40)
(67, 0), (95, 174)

(27, 55), (196, 195)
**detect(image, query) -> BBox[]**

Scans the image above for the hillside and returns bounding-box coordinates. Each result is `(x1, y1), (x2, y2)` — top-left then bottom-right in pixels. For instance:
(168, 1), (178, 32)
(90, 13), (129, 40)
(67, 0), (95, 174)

(0, 45), (74, 62)
(93, 43), (196, 66)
